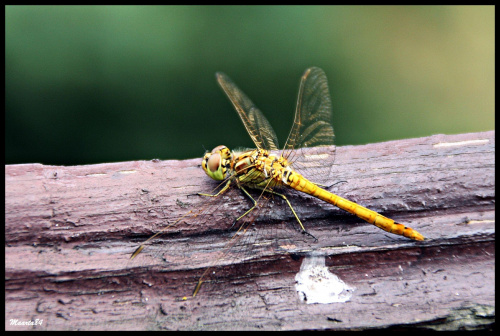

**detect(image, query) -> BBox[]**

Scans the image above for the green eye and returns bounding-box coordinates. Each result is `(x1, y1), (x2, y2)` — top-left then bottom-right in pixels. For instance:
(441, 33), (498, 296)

(202, 151), (225, 181)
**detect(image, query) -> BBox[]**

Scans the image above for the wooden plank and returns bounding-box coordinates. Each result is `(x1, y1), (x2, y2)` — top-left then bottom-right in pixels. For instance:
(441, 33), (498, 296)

(5, 131), (495, 330)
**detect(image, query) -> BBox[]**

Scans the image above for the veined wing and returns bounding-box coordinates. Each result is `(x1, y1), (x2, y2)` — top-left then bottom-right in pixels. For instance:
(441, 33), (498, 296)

(216, 72), (279, 151)
(282, 67), (336, 185)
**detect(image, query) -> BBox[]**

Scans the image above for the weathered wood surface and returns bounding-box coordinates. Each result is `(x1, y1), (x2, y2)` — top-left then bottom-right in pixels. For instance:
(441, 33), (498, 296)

(5, 131), (495, 330)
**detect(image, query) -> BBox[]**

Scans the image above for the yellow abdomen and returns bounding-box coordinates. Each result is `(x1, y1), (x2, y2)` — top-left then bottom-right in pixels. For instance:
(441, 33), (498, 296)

(286, 171), (424, 241)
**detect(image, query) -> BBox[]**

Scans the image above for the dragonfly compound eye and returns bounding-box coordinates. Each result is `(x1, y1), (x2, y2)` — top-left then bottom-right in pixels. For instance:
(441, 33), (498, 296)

(202, 145), (232, 181)
(207, 153), (221, 173)
(201, 152), (225, 181)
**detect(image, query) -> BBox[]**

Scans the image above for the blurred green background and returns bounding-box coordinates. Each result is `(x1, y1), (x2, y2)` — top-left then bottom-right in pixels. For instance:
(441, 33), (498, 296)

(6, 6), (494, 165)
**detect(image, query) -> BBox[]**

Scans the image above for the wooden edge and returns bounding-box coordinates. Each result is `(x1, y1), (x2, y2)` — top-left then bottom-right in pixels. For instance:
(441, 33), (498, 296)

(5, 131), (495, 330)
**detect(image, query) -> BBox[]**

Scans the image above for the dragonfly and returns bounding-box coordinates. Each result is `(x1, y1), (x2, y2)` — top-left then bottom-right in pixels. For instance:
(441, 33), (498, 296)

(131, 67), (424, 298)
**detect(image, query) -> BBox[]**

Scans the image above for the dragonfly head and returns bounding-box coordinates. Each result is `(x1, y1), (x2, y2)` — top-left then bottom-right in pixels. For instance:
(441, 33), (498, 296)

(202, 145), (233, 181)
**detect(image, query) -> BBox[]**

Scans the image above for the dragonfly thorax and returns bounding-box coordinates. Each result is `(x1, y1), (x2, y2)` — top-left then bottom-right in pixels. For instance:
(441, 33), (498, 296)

(202, 145), (233, 181)
(232, 149), (296, 190)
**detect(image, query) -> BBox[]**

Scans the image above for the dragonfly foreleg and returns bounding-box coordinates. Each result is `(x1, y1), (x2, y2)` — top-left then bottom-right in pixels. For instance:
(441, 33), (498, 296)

(197, 180), (231, 198)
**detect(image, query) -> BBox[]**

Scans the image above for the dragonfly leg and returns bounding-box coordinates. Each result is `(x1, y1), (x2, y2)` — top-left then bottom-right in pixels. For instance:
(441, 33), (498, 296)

(197, 180), (231, 197)
(231, 186), (258, 228)
(264, 190), (318, 242)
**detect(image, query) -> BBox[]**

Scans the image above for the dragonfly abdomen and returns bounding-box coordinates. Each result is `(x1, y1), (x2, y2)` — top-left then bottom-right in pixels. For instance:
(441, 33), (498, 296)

(286, 171), (424, 241)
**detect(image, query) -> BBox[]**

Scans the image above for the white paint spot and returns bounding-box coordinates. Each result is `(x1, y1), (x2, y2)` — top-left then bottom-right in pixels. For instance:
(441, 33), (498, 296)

(433, 139), (489, 148)
(118, 170), (137, 174)
(85, 173), (107, 177)
(295, 254), (354, 304)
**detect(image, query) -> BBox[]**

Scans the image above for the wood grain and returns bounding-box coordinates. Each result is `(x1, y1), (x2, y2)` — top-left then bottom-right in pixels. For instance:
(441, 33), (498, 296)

(5, 131), (494, 330)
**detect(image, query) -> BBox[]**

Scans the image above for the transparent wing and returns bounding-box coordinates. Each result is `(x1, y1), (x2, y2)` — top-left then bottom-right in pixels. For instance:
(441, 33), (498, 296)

(216, 72), (279, 151)
(187, 186), (316, 302)
(281, 67), (336, 185)
(131, 181), (314, 301)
